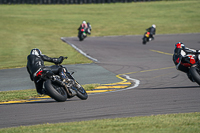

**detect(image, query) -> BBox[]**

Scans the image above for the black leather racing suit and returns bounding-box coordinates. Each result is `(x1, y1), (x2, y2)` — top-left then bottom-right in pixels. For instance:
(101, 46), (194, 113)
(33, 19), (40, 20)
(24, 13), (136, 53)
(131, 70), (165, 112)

(146, 27), (156, 39)
(27, 54), (65, 94)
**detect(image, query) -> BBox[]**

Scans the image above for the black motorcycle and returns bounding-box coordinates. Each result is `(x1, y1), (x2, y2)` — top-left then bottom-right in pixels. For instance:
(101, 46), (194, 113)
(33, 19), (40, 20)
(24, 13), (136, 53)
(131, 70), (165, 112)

(35, 57), (88, 102)
(78, 22), (92, 41)
(142, 31), (151, 44)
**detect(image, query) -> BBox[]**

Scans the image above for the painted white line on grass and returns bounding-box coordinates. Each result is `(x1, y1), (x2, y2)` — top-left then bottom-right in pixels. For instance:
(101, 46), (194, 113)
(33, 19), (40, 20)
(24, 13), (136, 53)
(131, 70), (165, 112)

(61, 37), (99, 62)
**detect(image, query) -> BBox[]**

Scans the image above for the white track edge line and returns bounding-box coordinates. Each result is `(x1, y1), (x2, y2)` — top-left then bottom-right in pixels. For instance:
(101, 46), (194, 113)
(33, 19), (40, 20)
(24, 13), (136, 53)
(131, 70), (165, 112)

(61, 37), (99, 62)
(89, 75), (140, 95)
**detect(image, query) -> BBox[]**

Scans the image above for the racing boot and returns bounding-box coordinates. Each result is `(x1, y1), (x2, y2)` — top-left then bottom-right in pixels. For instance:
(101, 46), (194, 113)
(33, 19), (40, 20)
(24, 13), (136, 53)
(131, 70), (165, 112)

(37, 88), (47, 95)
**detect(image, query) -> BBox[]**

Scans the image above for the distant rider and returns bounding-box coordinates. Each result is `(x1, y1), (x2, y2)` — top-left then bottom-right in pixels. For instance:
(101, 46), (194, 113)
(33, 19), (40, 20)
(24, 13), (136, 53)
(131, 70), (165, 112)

(26, 48), (69, 95)
(81, 21), (88, 29)
(78, 21), (91, 35)
(172, 42), (200, 81)
(146, 24), (156, 40)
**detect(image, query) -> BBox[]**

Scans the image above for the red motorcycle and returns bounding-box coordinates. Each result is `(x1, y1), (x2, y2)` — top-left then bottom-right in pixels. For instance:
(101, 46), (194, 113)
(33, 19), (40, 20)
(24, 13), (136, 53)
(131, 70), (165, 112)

(177, 51), (200, 85)
(188, 51), (200, 85)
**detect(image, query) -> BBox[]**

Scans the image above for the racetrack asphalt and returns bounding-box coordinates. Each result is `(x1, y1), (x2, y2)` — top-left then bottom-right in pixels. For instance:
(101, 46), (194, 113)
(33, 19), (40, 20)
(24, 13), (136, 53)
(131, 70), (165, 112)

(0, 33), (200, 128)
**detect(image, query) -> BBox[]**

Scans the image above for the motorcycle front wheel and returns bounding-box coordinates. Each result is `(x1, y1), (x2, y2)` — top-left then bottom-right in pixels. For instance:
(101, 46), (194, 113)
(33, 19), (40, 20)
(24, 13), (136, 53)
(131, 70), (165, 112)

(44, 79), (67, 102)
(189, 65), (200, 85)
(74, 82), (88, 100)
(79, 33), (84, 41)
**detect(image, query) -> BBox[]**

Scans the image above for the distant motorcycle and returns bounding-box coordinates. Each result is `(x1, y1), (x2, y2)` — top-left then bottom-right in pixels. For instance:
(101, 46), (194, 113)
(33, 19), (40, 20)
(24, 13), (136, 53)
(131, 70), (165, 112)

(35, 57), (88, 102)
(78, 22), (92, 41)
(142, 31), (152, 44)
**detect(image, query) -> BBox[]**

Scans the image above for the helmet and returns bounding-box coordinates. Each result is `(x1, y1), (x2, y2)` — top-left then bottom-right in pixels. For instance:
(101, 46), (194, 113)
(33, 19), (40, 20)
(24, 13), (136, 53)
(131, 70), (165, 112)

(152, 24), (156, 28)
(175, 42), (185, 49)
(30, 48), (42, 56)
(82, 21), (86, 24)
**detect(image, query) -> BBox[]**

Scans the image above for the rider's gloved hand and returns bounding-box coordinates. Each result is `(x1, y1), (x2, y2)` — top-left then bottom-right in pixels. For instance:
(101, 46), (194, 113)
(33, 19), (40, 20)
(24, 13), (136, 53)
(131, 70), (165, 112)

(57, 56), (64, 64)
(53, 56), (64, 64)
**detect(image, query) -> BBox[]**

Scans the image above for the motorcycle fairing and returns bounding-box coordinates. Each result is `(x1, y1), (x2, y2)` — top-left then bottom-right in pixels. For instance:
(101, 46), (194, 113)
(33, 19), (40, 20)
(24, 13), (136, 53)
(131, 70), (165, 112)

(145, 32), (150, 38)
(181, 55), (196, 67)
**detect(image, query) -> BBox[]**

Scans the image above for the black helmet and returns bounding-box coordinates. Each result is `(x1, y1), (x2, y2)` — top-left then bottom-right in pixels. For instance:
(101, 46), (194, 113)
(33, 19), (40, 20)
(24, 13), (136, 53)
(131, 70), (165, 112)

(30, 48), (42, 56)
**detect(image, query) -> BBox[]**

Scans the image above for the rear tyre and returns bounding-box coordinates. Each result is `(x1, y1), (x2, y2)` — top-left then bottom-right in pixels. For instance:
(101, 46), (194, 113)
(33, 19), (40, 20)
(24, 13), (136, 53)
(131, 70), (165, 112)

(142, 37), (146, 44)
(189, 66), (200, 85)
(44, 79), (67, 102)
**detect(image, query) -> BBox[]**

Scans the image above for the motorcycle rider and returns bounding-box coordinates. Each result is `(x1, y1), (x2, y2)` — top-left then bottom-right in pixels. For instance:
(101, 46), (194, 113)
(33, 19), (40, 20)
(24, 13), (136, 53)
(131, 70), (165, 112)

(81, 21), (88, 29)
(146, 24), (156, 40)
(173, 42), (200, 81)
(27, 48), (70, 95)
(78, 21), (91, 35)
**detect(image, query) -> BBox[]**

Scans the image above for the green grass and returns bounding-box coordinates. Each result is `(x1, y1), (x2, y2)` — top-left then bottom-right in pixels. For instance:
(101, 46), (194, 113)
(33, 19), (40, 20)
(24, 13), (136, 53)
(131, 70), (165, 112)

(0, 1), (200, 69)
(0, 83), (99, 102)
(0, 112), (200, 133)
(0, 89), (39, 102)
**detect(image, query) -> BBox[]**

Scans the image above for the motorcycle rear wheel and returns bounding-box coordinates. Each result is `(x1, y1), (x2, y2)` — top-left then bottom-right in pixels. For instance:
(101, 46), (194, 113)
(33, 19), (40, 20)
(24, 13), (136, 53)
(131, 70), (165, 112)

(142, 37), (146, 44)
(189, 65), (200, 85)
(44, 79), (67, 102)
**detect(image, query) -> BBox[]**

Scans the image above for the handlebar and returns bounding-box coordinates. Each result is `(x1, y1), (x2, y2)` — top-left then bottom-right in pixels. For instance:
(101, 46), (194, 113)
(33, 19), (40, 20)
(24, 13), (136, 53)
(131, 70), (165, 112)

(186, 52), (200, 55)
(54, 56), (68, 65)
(185, 50), (200, 55)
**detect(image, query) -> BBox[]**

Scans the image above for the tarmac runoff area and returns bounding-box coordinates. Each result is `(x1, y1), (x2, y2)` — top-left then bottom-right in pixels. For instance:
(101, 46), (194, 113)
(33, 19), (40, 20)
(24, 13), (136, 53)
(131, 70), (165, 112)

(0, 63), (139, 104)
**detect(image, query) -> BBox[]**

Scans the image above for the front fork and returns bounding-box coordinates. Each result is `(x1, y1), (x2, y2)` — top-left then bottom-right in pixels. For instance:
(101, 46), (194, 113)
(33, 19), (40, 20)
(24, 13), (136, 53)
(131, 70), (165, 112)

(61, 72), (81, 96)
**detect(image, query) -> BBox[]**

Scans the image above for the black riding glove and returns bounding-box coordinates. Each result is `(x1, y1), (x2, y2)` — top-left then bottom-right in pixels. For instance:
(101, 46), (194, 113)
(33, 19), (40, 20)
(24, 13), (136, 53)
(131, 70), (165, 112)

(58, 56), (64, 64)
(53, 56), (64, 64)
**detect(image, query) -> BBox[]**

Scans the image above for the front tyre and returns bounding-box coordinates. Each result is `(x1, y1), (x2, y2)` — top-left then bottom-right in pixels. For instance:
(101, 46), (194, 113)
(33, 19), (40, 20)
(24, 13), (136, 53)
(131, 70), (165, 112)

(44, 79), (67, 102)
(74, 82), (88, 100)
(78, 33), (84, 41)
(189, 65), (200, 85)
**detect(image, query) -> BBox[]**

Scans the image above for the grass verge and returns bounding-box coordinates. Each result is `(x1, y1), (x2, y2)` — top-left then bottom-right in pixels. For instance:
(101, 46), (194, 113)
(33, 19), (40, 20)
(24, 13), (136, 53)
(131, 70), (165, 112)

(0, 112), (200, 133)
(0, 83), (99, 102)
(0, 1), (200, 69)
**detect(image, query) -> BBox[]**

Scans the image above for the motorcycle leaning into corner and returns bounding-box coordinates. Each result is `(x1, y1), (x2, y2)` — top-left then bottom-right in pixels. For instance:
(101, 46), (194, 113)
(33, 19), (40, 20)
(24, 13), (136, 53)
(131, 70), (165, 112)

(35, 57), (88, 102)
(78, 22), (92, 41)
(175, 50), (200, 86)
(142, 31), (154, 45)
